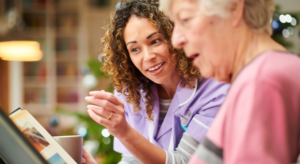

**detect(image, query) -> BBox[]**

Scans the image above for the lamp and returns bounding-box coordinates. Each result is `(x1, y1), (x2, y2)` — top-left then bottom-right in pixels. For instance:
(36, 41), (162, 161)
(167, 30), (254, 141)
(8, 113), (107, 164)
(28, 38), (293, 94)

(0, 7), (43, 61)
(0, 41), (43, 61)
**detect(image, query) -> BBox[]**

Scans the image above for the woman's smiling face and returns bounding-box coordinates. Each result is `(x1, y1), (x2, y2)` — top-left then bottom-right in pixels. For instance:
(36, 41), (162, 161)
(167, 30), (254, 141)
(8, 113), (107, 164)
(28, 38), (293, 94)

(123, 15), (179, 85)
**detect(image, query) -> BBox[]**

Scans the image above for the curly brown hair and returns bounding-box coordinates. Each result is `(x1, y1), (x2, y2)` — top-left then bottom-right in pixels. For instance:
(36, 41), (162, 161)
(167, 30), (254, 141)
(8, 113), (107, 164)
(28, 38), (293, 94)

(101, 0), (200, 119)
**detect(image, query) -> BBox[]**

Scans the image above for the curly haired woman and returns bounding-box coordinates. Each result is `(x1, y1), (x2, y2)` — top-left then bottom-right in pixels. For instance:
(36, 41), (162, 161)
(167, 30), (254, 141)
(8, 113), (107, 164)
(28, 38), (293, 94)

(83, 0), (229, 163)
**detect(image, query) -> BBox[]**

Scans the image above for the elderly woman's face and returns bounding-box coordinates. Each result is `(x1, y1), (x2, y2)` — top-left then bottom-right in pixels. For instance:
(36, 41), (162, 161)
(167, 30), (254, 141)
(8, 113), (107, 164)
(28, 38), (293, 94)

(123, 15), (178, 85)
(170, 0), (234, 82)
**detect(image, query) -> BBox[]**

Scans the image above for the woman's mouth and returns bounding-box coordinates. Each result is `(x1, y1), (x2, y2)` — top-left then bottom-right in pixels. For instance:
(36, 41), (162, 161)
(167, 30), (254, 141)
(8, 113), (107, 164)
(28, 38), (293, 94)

(146, 62), (165, 76)
(147, 62), (164, 72)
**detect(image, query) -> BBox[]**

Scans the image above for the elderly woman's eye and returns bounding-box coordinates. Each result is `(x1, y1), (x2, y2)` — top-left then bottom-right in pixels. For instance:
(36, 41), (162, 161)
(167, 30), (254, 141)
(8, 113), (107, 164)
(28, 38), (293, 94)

(181, 18), (191, 24)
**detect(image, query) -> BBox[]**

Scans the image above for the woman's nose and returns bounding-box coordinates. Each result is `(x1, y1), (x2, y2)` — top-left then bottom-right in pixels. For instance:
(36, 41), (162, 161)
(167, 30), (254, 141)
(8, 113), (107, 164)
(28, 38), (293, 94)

(172, 25), (186, 48)
(144, 48), (155, 61)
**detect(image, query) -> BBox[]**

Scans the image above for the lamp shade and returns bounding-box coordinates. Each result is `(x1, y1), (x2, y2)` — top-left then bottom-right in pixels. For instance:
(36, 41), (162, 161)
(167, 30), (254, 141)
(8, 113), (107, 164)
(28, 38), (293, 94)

(0, 41), (43, 61)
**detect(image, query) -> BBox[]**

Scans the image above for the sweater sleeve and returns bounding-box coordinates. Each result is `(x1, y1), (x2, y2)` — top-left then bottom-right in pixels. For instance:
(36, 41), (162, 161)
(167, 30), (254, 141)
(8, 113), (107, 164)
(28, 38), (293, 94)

(118, 154), (141, 164)
(117, 133), (199, 164)
(165, 132), (200, 164)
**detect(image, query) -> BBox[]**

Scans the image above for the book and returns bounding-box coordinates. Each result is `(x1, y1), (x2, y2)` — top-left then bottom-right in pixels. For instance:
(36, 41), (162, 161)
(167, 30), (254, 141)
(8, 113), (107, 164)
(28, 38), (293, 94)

(9, 108), (77, 164)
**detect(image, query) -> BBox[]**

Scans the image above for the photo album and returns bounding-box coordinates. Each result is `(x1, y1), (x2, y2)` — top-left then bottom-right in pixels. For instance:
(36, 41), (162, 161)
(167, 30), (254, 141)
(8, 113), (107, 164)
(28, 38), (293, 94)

(9, 108), (77, 164)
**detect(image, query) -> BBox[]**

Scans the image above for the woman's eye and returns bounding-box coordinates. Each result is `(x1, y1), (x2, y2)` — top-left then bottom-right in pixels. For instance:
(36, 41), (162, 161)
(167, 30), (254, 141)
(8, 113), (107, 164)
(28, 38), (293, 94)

(131, 48), (138, 52)
(151, 39), (161, 45)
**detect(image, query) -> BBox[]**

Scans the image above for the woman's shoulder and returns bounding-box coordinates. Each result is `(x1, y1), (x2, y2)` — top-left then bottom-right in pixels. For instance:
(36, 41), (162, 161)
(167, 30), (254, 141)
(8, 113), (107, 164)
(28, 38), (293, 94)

(176, 78), (229, 126)
(114, 89), (145, 115)
(176, 78), (230, 114)
(194, 78), (230, 100)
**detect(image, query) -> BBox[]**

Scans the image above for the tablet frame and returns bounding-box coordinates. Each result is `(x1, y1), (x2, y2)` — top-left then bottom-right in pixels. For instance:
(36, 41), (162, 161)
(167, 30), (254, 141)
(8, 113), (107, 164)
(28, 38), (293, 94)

(0, 107), (48, 164)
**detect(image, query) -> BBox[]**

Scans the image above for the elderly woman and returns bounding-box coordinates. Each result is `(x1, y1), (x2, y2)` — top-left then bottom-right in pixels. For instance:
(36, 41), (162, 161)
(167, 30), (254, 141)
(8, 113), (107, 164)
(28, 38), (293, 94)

(160, 0), (300, 163)
(83, 0), (229, 164)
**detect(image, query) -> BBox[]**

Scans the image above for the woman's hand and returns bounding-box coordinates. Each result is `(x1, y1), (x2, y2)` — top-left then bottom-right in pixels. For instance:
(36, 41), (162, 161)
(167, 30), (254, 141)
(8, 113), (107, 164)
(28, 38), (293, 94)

(86, 90), (166, 164)
(85, 90), (130, 139)
(82, 148), (97, 164)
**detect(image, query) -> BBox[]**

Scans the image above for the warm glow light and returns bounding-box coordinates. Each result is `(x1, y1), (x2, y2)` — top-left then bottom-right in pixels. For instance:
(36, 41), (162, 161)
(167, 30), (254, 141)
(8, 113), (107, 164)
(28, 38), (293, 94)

(0, 41), (43, 61)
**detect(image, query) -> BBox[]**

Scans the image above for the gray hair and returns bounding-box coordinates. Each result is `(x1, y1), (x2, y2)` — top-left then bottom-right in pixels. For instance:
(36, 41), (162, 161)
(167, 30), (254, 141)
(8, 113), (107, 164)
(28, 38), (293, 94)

(159, 0), (275, 35)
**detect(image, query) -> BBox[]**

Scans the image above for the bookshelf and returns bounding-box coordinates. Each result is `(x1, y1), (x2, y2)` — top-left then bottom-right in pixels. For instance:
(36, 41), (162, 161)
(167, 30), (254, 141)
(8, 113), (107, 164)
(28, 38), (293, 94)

(9, 0), (89, 125)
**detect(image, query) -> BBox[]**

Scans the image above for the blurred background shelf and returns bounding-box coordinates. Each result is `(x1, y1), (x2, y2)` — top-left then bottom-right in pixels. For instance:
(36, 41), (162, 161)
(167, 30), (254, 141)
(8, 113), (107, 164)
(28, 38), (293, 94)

(56, 103), (79, 111)
(23, 83), (47, 87)
(56, 55), (78, 62)
(0, 0), (128, 163)
(56, 87), (79, 103)
(4, 0), (89, 118)
(23, 104), (53, 116)
(21, 29), (46, 37)
(56, 82), (78, 87)
(54, 0), (79, 10)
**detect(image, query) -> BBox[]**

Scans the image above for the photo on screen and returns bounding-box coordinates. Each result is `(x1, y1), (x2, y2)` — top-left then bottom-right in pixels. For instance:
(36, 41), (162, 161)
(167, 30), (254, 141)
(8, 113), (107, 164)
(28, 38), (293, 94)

(48, 153), (67, 164)
(17, 121), (50, 152)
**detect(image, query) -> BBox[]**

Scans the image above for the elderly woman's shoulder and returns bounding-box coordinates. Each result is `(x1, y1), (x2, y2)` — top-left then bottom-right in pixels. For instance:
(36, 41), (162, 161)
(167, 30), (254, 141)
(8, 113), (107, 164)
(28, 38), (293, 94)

(234, 50), (300, 88)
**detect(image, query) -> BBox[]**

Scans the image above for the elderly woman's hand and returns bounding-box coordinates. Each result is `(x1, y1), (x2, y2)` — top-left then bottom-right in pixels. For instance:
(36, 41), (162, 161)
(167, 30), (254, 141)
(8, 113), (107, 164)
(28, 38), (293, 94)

(85, 90), (130, 139)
